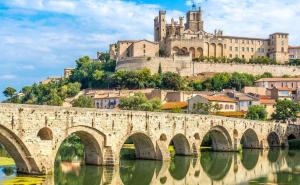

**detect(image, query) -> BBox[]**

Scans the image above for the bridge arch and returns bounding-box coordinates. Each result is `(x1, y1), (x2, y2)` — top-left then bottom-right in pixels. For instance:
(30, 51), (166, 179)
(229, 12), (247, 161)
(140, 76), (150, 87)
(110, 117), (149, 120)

(54, 126), (105, 165)
(119, 132), (157, 160)
(169, 133), (191, 155)
(201, 126), (233, 151)
(287, 134), (296, 141)
(240, 129), (260, 149)
(267, 132), (281, 148)
(0, 125), (40, 174)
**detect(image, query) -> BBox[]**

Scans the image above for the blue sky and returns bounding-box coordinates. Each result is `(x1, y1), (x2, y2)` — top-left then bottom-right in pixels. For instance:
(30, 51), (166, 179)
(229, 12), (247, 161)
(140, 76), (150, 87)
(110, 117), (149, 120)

(0, 0), (300, 100)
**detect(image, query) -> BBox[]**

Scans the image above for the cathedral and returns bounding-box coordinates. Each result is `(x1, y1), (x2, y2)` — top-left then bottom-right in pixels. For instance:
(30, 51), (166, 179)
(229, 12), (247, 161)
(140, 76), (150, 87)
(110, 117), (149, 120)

(110, 7), (290, 64)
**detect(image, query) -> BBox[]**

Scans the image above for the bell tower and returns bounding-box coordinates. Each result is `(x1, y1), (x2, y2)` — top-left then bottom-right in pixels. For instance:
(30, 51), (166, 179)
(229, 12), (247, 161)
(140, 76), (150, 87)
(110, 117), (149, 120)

(186, 6), (204, 32)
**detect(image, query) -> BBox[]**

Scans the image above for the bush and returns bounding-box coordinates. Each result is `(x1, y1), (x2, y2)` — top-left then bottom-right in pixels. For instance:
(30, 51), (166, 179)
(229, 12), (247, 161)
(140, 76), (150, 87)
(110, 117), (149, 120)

(72, 95), (94, 108)
(246, 105), (268, 120)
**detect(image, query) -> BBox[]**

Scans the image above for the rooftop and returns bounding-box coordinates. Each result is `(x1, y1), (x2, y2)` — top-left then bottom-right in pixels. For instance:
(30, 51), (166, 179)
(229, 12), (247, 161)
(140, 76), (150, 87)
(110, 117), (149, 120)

(199, 94), (237, 103)
(256, 78), (300, 82)
(162, 102), (188, 110)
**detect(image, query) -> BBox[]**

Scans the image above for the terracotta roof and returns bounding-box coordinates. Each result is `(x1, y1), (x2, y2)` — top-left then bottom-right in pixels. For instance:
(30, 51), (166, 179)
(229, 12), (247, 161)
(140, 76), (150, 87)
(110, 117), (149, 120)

(260, 98), (276, 105)
(256, 78), (300, 82)
(275, 87), (296, 91)
(289, 45), (300, 49)
(162, 102), (188, 110)
(215, 111), (245, 117)
(200, 94), (237, 103)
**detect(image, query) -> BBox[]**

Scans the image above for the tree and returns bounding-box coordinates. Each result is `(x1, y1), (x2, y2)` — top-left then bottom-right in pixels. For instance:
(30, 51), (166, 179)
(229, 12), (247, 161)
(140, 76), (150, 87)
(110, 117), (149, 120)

(192, 102), (221, 114)
(246, 105), (268, 120)
(73, 95), (94, 108)
(272, 100), (300, 122)
(119, 93), (161, 112)
(158, 63), (162, 74)
(161, 72), (184, 90)
(3, 87), (16, 98)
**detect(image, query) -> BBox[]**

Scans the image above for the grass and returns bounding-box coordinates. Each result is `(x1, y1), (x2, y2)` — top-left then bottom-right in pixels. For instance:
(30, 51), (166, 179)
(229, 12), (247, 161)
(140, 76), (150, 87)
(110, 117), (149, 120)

(0, 157), (15, 166)
(2, 176), (46, 185)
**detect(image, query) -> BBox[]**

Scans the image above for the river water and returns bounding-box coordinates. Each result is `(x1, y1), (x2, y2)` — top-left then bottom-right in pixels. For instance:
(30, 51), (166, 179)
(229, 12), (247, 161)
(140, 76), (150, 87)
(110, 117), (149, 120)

(1, 149), (300, 185)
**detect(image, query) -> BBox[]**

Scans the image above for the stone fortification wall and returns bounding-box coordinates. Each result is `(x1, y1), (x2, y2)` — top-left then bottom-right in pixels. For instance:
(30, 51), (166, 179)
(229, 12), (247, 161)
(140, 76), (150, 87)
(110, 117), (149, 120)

(116, 57), (300, 76)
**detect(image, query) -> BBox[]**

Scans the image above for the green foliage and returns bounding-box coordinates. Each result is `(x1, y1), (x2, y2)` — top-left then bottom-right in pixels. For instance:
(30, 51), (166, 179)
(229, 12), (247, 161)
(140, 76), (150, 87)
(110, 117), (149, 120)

(161, 72), (185, 90)
(272, 100), (300, 121)
(246, 105), (268, 120)
(289, 59), (300, 66)
(192, 102), (221, 114)
(171, 107), (183, 113)
(3, 87), (16, 98)
(119, 93), (161, 112)
(72, 95), (94, 108)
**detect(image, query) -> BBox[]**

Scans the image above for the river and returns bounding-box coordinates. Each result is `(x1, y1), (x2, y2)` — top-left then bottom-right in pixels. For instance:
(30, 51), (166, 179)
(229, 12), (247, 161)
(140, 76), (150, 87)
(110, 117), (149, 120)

(1, 149), (300, 184)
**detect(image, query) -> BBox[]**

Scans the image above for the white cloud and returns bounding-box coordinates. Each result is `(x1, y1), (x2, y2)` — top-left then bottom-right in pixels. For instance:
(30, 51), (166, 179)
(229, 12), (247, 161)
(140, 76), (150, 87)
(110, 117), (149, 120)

(0, 74), (17, 80)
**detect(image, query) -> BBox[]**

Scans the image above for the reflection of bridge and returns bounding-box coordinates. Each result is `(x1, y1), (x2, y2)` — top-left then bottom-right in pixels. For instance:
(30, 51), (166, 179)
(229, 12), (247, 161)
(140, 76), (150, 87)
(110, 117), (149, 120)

(0, 103), (300, 174)
(42, 150), (300, 185)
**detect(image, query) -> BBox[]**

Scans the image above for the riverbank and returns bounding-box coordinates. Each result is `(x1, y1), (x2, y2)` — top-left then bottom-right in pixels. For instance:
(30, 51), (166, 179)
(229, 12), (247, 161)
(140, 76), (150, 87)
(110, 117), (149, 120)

(0, 157), (14, 166)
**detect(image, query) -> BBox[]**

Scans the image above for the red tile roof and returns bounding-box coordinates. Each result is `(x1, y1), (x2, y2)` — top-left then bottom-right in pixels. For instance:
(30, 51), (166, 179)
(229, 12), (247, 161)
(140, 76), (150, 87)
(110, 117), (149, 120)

(162, 102), (188, 110)
(200, 94), (237, 103)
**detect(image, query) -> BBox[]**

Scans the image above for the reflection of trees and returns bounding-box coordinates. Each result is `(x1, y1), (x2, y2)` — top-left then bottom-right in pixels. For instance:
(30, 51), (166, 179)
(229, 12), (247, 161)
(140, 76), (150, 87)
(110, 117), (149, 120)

(285, 150), (300, 169)
(54, 163), (102, 185)
(241, 149), (260, 170)
(120, 160), (156, 185)
(2, 167), (14, 176)
(200, 152), (233, 181)
(169, 156), (191, 181)
(267, 149), (280, 163)
(276, 171), (300, 185)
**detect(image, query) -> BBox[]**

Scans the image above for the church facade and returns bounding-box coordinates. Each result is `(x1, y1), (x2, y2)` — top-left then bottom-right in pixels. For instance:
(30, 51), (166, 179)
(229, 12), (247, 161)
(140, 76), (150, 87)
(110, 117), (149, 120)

(111, 8), (290, 64)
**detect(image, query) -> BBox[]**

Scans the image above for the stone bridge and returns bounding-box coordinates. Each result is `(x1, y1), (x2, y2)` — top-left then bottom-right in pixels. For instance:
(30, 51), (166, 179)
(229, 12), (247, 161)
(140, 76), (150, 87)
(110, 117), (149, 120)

(0, 103), (299, 175)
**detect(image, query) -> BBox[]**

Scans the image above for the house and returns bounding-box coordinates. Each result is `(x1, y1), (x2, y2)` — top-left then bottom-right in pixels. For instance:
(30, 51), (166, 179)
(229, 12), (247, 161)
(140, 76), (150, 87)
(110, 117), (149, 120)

(188, 94), (237, 113)
(94, 94), (123, 109)
(226, 91), (260, 112)
(255, 78), (300, 89)
(270, 87), (297, 101)
(242, 86), (267, 96)
(259, 96), (276, 119)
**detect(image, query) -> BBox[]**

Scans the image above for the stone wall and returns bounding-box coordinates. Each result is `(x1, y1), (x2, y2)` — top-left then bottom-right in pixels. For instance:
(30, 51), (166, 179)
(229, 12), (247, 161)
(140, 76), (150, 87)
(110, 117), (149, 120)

(116, 57), (300, 76)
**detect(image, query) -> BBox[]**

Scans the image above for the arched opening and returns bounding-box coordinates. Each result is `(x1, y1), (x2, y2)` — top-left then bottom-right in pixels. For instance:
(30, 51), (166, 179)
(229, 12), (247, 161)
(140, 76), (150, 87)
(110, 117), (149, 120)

(210, 43), (217, 57)
(55, 130), (103, 166)
(197, 47), (203, 57)
(201, 126), (232, 151)
(217, 44), (223, 57)
(172, 46), (180, 55)
(37, 127), (53, 140)
(160, 134), (167, 141)
(189, 47), (196, 59)
(120, 133), (156, 160)
(204, 42), (209, 57)
(169, 134), (191, 156)
(0, 125), (40, 174)
(287, 134), (296, 141)
(267, 132), (281, 148)
(200, 152), (233, 180)
(240, 129), (260, 149)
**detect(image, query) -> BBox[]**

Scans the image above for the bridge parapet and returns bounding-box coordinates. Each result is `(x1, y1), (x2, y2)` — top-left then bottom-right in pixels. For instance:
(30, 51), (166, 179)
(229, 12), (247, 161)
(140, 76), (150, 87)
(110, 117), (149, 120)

(0, 103), (299, 174)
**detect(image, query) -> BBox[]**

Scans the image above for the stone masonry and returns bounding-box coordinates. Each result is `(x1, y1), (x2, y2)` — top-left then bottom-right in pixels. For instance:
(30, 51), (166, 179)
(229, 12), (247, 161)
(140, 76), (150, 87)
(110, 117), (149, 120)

(0, 103), (299, 175)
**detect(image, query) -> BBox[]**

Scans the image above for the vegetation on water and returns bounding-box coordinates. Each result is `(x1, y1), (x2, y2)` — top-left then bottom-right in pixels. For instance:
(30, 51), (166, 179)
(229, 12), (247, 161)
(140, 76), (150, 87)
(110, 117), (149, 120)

(0, 158), (15, 166)
(1, 176), (46, 185)
(288, 139), (300, 150)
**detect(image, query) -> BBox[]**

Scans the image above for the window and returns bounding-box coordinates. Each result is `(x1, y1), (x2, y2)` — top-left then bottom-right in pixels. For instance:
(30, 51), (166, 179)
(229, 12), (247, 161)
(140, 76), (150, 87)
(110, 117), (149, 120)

(281, 47), (284, 52)
(247, 40), (250, 44)
(262, 48), (264, 53)
(229, 54), (232, 58)
(224, 44), (227, 49)
(242, 40), (245, 44)
(282, 41), (284, 45)
(143, 44), (146, 48)
(225, 105), (229, 110)
(230, 105), (234, 110)
(242, 47), (245, 52)
(258, 48), (261, 52)
(251, 48), (254, 52)
(230, 46), (233, 51)
(247, 47), (249, 52)
(235, 39), (238, 43)
(242, 55), (245, 58)
(235, 54), (238, 58)
(235, 47), (238, 52)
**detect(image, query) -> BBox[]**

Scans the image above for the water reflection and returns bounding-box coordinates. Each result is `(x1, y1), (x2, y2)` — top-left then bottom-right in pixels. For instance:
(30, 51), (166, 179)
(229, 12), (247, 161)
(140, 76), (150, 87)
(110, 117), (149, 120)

(3, 149), (300, 184)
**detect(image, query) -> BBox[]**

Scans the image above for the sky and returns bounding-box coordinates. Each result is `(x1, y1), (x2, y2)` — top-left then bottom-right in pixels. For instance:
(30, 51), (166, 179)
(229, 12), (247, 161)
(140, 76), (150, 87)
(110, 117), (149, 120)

(0, 0), (300, 100)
